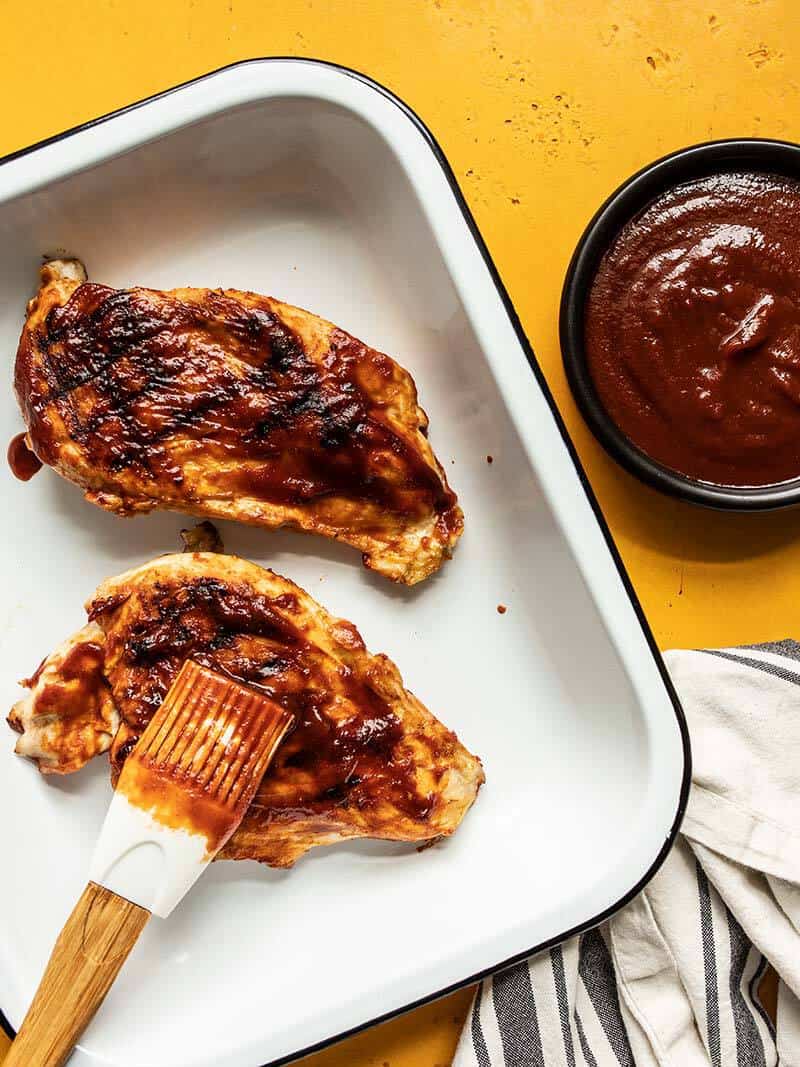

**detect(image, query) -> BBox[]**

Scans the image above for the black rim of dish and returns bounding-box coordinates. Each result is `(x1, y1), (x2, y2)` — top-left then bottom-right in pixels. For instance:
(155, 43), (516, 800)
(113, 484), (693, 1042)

(560, 137), (800, 510)
(0, 58), (692, 1067)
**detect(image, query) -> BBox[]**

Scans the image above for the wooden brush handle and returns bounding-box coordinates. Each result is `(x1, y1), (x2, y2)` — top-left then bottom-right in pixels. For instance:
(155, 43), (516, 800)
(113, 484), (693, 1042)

(5, 882), (150, 1067)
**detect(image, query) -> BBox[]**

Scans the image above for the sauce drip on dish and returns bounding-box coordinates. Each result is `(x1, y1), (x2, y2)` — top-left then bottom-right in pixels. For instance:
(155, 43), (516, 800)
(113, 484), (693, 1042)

(7, 432), (42, 481)
(585, 171), (800, 487)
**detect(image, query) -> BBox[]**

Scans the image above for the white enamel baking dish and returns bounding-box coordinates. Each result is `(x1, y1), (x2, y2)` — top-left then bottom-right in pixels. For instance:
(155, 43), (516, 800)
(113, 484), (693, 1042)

(0, 59), (689, 1067)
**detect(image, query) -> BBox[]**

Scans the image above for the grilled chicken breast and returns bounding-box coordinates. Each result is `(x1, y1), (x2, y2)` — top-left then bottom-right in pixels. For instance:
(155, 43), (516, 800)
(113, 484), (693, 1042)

(8, 551), (483, 867)
(14, 260), (463, 584)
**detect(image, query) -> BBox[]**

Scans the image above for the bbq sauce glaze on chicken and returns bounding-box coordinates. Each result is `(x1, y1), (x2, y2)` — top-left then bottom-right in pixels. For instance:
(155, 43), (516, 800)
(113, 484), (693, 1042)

(95, 570), (433, 824)
(15, 260), (463, 583)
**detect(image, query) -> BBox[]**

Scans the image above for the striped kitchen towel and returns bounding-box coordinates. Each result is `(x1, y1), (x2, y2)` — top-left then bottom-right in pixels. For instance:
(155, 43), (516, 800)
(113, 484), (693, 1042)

(456, 641), (800, 1067)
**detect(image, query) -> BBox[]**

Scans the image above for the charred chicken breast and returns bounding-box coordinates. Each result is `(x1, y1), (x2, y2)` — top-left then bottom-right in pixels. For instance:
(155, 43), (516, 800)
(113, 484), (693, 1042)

(8, 550), (483, 867)
(14, 260), (463, 584)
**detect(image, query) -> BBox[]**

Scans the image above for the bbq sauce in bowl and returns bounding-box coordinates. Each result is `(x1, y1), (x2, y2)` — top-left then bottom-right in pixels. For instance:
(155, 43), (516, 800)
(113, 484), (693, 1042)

(584, 171), (800, 487)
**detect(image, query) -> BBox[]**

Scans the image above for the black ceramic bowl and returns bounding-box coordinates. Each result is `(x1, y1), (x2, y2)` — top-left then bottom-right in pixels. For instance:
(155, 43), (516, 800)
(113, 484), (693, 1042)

(560, 138), (800, 510)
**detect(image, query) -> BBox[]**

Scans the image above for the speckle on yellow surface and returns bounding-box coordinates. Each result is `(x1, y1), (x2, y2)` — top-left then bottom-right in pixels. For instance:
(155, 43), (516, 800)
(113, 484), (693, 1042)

(0, 1), (797, 1064)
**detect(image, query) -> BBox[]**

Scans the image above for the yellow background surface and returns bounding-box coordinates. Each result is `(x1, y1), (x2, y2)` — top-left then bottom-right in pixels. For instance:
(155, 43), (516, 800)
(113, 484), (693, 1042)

(0, 0), (796, 1064)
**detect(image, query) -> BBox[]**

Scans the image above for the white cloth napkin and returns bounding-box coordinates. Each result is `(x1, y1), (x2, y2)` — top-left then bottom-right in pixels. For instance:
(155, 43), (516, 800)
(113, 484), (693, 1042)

(455, 640), (800, 1067)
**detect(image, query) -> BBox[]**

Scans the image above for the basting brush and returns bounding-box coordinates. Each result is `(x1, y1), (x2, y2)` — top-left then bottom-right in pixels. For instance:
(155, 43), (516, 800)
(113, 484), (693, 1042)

(5, 659), (294, 1067)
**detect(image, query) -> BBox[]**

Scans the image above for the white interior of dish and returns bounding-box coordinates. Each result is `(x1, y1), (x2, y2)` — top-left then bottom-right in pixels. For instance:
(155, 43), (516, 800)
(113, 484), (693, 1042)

(0, 62), (684, 1067)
